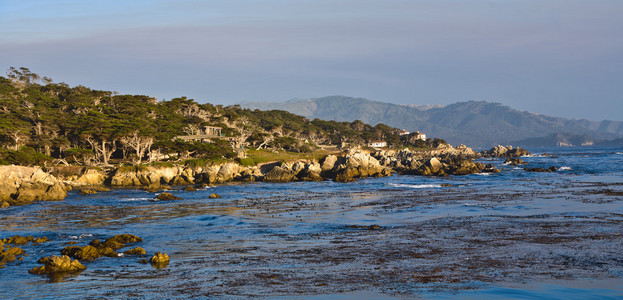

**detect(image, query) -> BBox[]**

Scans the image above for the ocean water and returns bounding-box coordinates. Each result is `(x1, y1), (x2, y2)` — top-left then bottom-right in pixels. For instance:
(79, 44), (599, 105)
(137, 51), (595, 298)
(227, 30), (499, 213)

(1, 146), (622, 299)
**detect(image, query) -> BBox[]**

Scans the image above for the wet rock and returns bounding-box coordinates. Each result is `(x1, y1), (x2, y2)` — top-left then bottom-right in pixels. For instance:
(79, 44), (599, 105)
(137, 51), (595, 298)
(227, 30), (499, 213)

(150, 251), (170, 267)
(143, 183), (163, 192)
(29, 255), (86, 275)
(0, 201), (9, 208)
(155, 192), (182, 201)
(61, 245), (102, 260)
(78, 187), (110, 195)
(6, 235), (29, 245)
(441, 183), (453, 187)
(183, 185), (197, 192)
(504, 158), (526, 165)
(124, 247), (147, 255)
(33, 237), (49, 244)
(525, 166), (558, 172)
(348, 224), (382, 230)
(1, 245), (25, 263)
(103, 234), (143, 249)
(209, 193), (222, 199)
(482, 164), (501, 173)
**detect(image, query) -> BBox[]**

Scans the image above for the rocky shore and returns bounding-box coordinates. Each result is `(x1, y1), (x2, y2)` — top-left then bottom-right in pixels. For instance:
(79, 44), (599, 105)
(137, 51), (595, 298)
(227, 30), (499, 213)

(0, 145), (529, 208)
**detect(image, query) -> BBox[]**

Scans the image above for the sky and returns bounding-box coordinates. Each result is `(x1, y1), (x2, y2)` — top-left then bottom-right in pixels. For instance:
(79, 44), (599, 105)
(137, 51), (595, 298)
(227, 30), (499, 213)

(1, 0), (622, 121)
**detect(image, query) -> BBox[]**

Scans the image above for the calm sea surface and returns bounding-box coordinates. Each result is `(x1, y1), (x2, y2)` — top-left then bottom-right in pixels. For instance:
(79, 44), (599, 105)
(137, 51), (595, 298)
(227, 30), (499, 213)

(1, 146), (622, 299)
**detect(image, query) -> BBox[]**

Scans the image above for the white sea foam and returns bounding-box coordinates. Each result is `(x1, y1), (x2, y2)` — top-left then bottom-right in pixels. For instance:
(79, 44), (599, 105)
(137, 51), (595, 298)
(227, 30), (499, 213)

(120, 197), (151, 202)
(387, 183), (440, 189)
(559, 166), (572, 171)
(475, 173), (491, 176)
(68, 233), (93, 240)
(616, 152), (623, 155)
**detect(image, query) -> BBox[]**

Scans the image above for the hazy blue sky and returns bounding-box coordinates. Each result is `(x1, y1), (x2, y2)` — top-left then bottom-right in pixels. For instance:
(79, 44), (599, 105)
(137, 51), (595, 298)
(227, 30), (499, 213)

(1, 0), (621, 121)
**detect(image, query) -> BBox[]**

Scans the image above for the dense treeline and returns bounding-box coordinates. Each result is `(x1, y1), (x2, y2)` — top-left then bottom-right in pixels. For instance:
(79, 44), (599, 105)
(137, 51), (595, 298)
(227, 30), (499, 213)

(0, 68), (442, 166)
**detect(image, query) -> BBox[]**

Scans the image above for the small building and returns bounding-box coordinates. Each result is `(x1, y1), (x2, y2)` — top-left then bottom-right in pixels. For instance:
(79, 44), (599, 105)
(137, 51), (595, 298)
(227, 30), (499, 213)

(415, 132), (426, 141)
(368, 141), (387, 148)
(396, 129), (410, 136)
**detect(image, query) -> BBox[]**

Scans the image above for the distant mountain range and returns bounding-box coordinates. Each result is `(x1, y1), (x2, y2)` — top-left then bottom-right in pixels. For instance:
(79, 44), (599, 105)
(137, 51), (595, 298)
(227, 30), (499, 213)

(241, 96), (623, 147)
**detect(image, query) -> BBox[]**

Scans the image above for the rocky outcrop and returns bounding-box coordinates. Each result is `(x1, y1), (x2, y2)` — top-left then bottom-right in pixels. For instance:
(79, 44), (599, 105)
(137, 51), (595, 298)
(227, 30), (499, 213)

(150, 251), (170, 264)
(155, 192), (183, 201)
(62, 234), (143, 261)
(481, 145), (530, 158)
(504, 158), (526, 165)
(525, 166), (558, 172)
(0, 166), (67, 207)
(29, 255), (86, 275)
(325, 150), (392, 182)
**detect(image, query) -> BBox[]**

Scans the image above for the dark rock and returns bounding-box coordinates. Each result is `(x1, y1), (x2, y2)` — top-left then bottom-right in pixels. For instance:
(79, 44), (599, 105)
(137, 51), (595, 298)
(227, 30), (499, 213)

(504, 158), (526, 165)
(482, 164), (501, 173)
(524, 166), (558, 172)
(441, 183), (453, 187)
(143, 184), (163, 192)
(209, 193), (222, 199)
(183, 185), (197, 192)
(155, 192), (182, 201)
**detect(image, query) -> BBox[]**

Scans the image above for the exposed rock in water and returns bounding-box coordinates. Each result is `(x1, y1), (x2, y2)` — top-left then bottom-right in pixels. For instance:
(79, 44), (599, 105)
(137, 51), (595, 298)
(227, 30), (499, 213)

(481, 145), (530, 158)
(29, 255), (86, 275)
(525, 166), (558, 172)
(61, 245), (104, 260)
(78, 186), (110, 195)
(1, 245), (25, 264)
(3, 235), (48, 245)
(183, 185), (197, 192)
(143, 183), (163, 192)
(482, 164), (501, 173)
(150, 251), (170, 268)
(124, 247), (147, 255)
(155, 192), (182, 201)
(209, 193), (222, 199)
(62, 234), (144, 260)
(504, 158), (526, 165)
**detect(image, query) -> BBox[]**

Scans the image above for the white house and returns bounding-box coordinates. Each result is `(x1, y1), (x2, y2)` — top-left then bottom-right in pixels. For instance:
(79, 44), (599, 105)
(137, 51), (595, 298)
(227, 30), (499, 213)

(368, 141), (387, 148)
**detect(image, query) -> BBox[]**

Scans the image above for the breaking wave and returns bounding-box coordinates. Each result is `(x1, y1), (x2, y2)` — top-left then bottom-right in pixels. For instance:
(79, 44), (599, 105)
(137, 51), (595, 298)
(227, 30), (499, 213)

(387, 183), (441, 189)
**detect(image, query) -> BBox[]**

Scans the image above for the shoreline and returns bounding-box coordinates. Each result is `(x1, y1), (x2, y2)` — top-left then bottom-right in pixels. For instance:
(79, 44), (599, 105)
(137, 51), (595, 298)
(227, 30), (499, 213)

(0, 145), (528, 208)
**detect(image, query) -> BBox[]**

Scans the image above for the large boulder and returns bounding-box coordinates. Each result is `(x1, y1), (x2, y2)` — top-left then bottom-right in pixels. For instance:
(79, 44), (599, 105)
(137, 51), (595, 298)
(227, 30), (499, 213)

(329, 150), (391, 182)
(29, 255), (86, 275)
(263, 165), (297, 183)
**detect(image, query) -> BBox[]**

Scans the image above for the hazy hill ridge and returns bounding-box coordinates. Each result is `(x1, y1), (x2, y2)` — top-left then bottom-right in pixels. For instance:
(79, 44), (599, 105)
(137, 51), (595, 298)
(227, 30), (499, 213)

(242, 96), (623, 147)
